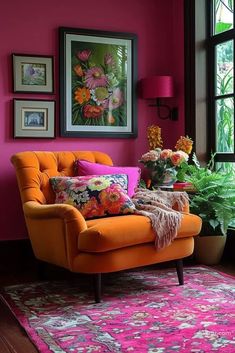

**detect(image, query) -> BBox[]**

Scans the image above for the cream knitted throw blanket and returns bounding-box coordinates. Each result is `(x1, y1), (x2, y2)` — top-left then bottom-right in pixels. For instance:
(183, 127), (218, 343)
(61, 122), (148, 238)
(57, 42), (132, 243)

(132, 188), (189, 249)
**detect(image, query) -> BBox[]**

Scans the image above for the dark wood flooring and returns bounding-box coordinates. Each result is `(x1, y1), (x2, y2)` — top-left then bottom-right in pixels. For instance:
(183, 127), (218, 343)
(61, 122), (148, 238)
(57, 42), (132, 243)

(0, 239), (235, 353)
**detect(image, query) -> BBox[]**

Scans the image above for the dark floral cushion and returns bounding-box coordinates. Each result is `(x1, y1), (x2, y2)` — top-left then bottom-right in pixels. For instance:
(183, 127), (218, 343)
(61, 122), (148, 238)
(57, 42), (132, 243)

(50, 174), (136, 219)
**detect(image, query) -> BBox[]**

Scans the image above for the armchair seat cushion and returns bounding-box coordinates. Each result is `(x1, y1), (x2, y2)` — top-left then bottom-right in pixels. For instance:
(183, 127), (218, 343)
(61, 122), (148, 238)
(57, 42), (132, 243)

(78, 213), (202, 253)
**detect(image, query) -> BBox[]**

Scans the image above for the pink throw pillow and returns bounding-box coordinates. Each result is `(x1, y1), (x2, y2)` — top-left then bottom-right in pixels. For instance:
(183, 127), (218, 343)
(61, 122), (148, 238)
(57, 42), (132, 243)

(75, 159), (140, 197)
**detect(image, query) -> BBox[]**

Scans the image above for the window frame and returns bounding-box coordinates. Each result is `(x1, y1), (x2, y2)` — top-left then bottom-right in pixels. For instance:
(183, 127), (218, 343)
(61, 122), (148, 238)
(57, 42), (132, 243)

(207, 0), (235, 164)
(185, 1), (209, 162)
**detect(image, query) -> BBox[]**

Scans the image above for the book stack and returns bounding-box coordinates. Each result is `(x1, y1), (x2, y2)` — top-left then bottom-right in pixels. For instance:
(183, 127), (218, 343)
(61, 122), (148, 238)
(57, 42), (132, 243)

(173, 182), (196, 193)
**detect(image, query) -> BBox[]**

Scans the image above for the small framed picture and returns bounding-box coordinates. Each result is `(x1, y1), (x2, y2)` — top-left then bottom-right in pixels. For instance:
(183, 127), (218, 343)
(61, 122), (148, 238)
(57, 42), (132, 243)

(13, 99), (55, 138)
(12, 54), (54, 93)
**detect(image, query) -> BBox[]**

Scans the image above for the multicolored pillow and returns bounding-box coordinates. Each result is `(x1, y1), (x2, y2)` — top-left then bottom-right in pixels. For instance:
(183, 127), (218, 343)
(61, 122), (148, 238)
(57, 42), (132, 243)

(50, 174), (136, 220)
(74, 159), (141, 197)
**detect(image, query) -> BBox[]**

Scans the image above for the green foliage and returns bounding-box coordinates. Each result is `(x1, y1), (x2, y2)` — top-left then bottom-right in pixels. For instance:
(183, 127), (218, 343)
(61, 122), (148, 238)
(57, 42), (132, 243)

(216, 22), (232, 34)
(139, 179), (147, 189)
(214, 1), (234, 156)
(186, 153), (235, 236)
(176, 161), (189, 182)
(215, 0), (233, 34)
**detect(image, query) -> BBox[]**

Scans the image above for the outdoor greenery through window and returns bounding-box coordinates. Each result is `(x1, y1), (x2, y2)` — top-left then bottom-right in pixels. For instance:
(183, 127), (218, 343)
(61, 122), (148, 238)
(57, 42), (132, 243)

(208, 1), (235, 227)
(209, 0), (235, 174)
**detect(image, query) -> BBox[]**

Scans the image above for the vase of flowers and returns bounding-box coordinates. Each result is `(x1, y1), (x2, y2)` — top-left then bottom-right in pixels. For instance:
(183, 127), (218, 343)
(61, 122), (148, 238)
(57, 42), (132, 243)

(139, 148), (189, 187)
(151, 166), (177, 186)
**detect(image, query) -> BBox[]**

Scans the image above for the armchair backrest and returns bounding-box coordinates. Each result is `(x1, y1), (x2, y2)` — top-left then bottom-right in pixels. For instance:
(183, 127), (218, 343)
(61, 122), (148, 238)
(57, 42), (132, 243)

(11, 151), (113, 205)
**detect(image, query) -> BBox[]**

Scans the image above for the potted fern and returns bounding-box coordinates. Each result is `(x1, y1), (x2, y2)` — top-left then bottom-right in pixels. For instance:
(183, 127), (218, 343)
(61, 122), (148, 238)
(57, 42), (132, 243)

(185, 154), (235, 265)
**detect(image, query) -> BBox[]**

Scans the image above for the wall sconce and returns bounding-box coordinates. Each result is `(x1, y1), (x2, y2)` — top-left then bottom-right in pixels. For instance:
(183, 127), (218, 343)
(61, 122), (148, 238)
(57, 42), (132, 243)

(140, 75), (178, 121)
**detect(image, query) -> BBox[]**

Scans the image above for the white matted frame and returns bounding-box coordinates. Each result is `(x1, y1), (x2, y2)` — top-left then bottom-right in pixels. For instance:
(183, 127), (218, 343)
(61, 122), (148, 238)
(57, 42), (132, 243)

(12, 54), (54, 93)
(13, 99), (55, 138)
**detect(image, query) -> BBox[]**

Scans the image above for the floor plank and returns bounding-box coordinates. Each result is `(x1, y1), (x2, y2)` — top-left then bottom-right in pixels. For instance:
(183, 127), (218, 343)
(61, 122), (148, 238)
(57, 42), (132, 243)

(0, 297), (38, 353)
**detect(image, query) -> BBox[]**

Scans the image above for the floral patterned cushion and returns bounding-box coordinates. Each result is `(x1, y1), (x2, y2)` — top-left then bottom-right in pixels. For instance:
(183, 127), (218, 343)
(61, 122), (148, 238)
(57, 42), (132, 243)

(50, 174), (136, 220)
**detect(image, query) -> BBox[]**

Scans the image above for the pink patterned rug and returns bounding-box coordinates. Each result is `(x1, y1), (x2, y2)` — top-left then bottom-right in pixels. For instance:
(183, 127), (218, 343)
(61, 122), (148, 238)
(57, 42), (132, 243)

(1, 266), (235, 353)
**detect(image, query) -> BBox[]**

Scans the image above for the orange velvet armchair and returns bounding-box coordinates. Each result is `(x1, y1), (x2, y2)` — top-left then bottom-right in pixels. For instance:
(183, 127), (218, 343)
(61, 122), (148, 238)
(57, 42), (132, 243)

(11, 150), (202, 302)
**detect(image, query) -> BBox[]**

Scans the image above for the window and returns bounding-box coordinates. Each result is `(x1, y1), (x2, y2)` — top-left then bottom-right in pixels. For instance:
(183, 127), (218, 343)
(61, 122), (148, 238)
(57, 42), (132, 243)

(185, 1), (235, 232)
(208, 0), (235, 172)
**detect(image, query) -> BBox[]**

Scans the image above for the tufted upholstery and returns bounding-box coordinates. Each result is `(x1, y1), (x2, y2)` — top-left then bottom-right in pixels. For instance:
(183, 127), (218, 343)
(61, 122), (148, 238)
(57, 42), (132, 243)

(11, 151), (113, 205)
(11, 150), (202, 302)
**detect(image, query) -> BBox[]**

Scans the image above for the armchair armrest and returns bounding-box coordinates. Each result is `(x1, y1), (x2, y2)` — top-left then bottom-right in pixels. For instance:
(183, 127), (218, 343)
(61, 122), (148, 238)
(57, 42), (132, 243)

(24, 201), (86, 224)
(23, 201), (87, 270)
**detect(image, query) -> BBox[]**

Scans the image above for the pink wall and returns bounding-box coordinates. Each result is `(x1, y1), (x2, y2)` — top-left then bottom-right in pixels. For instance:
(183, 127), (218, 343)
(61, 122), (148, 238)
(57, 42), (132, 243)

(0, 0), (184, 240)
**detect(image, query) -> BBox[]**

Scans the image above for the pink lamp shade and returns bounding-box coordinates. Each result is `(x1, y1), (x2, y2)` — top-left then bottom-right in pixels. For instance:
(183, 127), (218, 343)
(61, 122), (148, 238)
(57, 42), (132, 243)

(141, 75), (174, 99)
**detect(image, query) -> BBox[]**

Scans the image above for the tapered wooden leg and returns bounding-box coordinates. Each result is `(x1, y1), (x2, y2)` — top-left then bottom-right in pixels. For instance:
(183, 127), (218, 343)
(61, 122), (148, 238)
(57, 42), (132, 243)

(175, 259), (184, 285)
(93, 273), (102, 303)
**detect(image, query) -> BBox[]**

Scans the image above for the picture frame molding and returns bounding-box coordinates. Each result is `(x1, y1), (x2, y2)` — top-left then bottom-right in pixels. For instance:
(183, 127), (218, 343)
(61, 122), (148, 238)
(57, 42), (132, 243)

(59, 27), (137, 138)
(13, 99), (56, 139)
(12, 53), (54, 93)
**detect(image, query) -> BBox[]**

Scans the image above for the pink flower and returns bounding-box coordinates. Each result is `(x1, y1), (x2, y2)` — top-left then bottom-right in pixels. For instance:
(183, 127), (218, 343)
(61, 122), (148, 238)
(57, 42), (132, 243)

(85, 67), (108, 89)
(104, 53), (115, 66)
(140, 150), (161, 163)
(178, 150), (189, 161)
(170, 151), (188, 166)
(160, 149), (172, 160)
(77, 49), (91, 61)
(99, 184), (125, 214)
(104, 88), (123, 110)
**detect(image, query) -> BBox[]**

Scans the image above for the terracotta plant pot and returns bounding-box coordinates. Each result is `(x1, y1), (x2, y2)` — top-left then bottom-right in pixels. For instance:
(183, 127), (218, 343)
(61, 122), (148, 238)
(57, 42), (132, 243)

(194, 235), (227, 265)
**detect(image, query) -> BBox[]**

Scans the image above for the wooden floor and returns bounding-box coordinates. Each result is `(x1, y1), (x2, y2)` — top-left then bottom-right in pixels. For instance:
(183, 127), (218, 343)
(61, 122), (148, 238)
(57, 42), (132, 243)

(0, 240), (235, 353)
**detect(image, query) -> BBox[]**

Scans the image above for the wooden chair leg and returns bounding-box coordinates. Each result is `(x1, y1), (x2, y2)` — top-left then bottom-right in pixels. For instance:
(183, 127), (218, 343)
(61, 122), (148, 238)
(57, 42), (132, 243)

(93, 273), (102, 303)
(175, 259), (184, 285)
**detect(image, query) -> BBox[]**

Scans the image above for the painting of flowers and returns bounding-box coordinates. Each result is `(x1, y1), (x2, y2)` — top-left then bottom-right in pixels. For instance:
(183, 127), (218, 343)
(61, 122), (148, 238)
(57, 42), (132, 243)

(59, 27), (137, 137)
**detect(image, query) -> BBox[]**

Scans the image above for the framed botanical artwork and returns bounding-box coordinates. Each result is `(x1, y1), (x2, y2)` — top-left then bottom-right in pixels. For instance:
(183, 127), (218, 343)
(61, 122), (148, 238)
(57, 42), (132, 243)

(12, 54), (54, 93)
(13, 99), (55, 138)
(59, 27), (137, 138)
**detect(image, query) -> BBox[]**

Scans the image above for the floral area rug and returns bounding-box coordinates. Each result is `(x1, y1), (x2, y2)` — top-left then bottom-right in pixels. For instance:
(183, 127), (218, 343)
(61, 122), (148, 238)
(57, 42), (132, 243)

(1, 266), (235, 353)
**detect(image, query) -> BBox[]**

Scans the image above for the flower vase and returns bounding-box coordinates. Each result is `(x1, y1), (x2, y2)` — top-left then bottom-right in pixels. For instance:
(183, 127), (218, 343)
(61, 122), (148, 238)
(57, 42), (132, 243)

(151, 168), (177, 187)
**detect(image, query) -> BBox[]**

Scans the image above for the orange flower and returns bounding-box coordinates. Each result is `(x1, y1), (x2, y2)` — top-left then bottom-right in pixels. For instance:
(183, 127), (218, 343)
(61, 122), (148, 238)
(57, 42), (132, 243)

(99, 185), (124, 214)
(74, 87), (91, 105)
(160, 149), (172, 160)
(175, 136), (193, 155)
(107, 113), (115, 124)
(81, 197), (105, 219)
(170, 151), (188, 166)
(83, 104), (104, 119)
(73, 64), (84, 77)
(147, 125), (163, 150)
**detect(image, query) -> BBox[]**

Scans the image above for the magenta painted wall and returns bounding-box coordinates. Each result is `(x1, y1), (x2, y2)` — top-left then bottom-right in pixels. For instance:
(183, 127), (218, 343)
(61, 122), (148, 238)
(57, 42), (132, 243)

(0, 0), (185, 240)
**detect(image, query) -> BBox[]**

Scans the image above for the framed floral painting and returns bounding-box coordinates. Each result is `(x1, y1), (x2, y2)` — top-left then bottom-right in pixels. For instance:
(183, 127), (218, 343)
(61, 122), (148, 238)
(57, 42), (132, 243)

(12, 54), (54, 93)
(59, 27), (137, 138)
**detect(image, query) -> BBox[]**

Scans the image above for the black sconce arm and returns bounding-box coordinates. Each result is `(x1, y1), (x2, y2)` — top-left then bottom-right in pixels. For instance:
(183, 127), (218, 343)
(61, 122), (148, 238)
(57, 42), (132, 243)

(149, 98), (178, 121)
